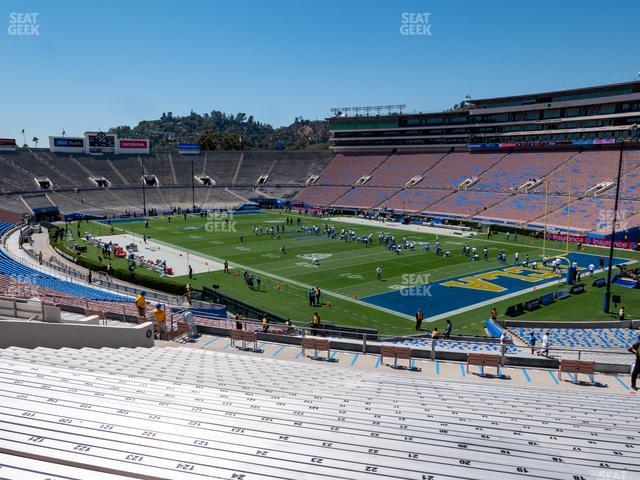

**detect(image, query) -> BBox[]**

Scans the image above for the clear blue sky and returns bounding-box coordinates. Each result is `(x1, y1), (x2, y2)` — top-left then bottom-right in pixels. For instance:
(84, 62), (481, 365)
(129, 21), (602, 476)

(1, 0), (638, 145)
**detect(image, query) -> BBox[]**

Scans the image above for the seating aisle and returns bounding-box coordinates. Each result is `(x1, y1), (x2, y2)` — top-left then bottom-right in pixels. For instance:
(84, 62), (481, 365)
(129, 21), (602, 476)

(0, 345), (637, 479)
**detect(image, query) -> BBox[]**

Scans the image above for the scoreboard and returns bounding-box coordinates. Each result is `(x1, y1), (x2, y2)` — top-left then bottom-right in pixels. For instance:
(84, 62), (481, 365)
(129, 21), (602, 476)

(87, 132), (116, 152)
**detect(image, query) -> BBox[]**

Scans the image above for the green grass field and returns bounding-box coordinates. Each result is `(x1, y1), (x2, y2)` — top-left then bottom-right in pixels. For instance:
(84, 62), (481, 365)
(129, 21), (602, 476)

(58, 210), (640, 336)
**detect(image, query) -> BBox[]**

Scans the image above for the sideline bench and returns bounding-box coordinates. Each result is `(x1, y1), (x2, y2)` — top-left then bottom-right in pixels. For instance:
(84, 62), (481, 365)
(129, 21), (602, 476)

(301, 337), (333, 361)
(467, 353), (502, 377)
(230, 330), (261, 352)
(558, 359), (595, 384)
(380, 345), (413, 370)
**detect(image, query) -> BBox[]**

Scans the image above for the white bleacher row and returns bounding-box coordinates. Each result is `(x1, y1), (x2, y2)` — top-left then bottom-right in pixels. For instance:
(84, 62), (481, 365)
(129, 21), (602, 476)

(0, 347), (637, 480)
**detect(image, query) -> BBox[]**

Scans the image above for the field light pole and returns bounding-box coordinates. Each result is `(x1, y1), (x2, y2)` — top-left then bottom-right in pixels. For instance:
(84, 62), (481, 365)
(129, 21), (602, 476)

(191, 155), (195, 211)
(603, 144), (624, 313)
(140, 156), (147, 216)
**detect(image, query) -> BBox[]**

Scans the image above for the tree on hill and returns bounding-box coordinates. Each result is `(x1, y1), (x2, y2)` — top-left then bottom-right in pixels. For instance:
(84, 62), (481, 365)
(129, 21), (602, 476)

(109, 110), (329, 151)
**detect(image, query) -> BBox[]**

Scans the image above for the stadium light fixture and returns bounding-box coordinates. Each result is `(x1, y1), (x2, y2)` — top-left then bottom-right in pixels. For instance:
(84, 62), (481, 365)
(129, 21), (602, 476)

(603, 144), (625, 313)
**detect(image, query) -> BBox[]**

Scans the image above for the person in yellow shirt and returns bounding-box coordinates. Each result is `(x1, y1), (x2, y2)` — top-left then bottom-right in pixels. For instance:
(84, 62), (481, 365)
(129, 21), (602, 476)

(153, 303), (167, 339)
(135, 291), (147, 317)
(311, 312), (321, 335)
(261, 316), (270, 333)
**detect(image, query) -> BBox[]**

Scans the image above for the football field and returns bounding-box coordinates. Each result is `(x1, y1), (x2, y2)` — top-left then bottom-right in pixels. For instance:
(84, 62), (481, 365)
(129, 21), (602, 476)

(61, 210), (640, 336)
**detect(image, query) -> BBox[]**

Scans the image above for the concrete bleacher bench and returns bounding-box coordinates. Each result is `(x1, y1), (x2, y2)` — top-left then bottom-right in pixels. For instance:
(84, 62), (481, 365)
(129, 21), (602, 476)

(380, 345), (414, 370)
(466, 353), (503, 377)
(301, 336), (333, 361)
(230, 329), (261, 352)
(0, 346), (635, 479)
(558, 359), (596, 384)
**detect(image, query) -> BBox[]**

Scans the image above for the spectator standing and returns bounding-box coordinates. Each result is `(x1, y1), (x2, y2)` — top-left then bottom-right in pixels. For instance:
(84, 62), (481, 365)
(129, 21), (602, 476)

(444, 319), (452, 339)
(135, 291), (147, 317)
(153, 304), (166, 339)
(628, 337), (640, 391)
(311, 312), (321, 335)
(415, 309), (424, 331)
(308, 288), (316, 306)
(315, 286), (322, 306)
(261, 316), (270, 333)
(235, 313), (243, 330)
(619, 306), (626, 321)
(540, 332), (550, 357)
(528, 331), (537, 354)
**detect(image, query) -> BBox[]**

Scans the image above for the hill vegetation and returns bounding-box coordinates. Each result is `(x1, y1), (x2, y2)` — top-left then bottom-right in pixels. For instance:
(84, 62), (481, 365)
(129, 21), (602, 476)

(110, 111), (330, 151)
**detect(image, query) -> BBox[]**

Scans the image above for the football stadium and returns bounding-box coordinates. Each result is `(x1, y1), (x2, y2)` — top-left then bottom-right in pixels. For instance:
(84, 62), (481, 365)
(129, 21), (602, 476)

(1, 2), (640, 479)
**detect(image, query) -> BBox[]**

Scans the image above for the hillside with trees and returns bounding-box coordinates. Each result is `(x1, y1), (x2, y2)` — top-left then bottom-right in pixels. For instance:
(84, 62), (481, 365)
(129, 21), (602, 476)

(109, 111), (329, 151)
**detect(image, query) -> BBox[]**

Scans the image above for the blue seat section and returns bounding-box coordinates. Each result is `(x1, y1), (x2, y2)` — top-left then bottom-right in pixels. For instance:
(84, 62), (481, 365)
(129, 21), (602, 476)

(510, 326), (639, 349)
(476, 151), (572, 192)
(0, 250), (129, 302)
(389, 338), (519, 353)
(0, 221), (14, 236)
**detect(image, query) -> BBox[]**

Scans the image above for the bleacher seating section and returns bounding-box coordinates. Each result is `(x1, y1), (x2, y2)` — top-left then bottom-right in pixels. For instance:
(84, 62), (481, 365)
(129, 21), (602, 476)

(475, 151), (573, 192)
(419, 152), (505, 189)
(0, 346), (636, 479)
(426, 191), (510, 218)
(531, 198), (640, 233)
(331, 187), (399, 209)
(316, 153), (388, 186)
(539, 150), (620, 195)
(508, 326), (639, 349)
(380, 188), (451, 212)
(2, 146), (640, 234)
(367, 152), (445, 187)
(0, 250), (128, 302)
(392, 337), (519, 353)
(475, 194), (570, 224)
(294, 185), (352, 207)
